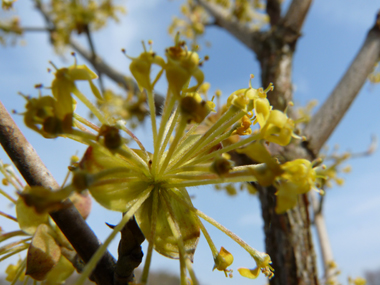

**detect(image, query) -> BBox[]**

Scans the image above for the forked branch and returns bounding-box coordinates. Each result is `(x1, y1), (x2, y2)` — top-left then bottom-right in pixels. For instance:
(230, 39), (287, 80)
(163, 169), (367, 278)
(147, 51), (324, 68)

(196, 0), (262, 53)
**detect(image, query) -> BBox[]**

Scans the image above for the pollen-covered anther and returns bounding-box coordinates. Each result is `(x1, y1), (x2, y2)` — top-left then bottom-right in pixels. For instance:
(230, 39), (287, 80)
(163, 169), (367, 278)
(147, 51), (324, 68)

(211, 156), (235, 176)
(232, 115), (252, 135)
(98, 125), (123, 150)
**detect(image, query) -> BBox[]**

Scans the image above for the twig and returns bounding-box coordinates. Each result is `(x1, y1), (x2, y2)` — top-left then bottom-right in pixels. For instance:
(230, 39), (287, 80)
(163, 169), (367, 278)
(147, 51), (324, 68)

(195, 0), (262, 53)
(304, 15), (380, 155)
(0, 101), (116, 285)
(310, 191), (337, 284)
(21, 27), (51, 32)
(282, 0), (313, 38)
(84, 26), (106, 94)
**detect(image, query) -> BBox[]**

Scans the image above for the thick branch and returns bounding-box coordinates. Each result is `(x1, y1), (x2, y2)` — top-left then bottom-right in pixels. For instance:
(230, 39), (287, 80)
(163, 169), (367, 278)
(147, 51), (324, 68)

(304, 18), (380, 155)
(266, 0), (282, 27)
(282, 0), (313, 38)
(0, 101), (116, 285)
(196, 0), (261, 53)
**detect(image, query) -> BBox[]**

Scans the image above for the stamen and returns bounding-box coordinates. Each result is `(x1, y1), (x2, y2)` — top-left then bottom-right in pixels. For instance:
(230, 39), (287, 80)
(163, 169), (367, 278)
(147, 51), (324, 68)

(48, 61), (59, 71)
(71, 52), (77, 67)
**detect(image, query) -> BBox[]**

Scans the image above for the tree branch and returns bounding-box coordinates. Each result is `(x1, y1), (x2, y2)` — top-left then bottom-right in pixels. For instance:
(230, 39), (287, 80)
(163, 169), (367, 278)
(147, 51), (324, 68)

(196, 0), (261, 53)
(33, 1), (165, 114)
(282, 0), (313, 39)
(83, 26), (106, 94)
(266, 0), (282, 27)
(0, 101), (116, 285)
(304, 15), (380, 155)
(310, 191), (337, 284)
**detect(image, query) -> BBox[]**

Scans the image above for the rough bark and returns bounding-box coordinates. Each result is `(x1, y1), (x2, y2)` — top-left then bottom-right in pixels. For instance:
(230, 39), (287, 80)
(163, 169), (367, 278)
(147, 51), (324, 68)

(258, 186), (318, 285)
(256, 34), (319, 285)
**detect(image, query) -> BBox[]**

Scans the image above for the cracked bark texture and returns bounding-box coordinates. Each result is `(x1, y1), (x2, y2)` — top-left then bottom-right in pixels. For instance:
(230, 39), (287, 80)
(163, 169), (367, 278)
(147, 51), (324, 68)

(256, 34), (319, 284)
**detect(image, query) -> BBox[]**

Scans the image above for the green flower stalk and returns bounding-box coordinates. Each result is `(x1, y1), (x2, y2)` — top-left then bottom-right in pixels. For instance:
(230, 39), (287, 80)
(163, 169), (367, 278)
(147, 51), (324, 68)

(19, 37), (323, 284)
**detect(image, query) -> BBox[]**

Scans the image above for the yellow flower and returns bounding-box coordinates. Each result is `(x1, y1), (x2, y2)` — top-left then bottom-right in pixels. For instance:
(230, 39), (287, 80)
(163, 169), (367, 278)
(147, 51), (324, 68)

(22, 93), (61, 138)
(259, 109), (295, 146)
(349, 277), (367, 285)
(51, 59), (101, 121)
(0, 161), (90, 283)
(19, 39), (297, 284)
(274, 159), (321, 214)
(5, 260), (25, 282)
(127, 41), (165, 92)
(165, 33), (204, 96)
(213, 247), (234, 277)
(238, 250), (274, 279)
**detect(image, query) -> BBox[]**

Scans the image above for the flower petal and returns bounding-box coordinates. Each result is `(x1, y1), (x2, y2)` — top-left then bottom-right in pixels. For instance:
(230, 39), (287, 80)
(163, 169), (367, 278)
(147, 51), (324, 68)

(238, 267), (260, 279)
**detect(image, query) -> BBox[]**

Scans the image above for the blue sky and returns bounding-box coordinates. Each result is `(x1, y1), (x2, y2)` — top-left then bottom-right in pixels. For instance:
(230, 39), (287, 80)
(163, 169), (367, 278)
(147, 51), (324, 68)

(1, 1), (380, 284)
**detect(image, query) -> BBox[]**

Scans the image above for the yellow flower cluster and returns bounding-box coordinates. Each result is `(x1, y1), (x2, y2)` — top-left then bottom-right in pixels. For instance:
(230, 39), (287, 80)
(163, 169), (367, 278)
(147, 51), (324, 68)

(0, 160), (91, 284)
(18, 37), (324, 284)
(49, 0), (125, 52)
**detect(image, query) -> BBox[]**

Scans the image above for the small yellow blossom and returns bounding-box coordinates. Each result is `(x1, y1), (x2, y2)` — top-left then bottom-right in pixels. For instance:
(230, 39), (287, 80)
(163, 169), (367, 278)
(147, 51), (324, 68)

(213, 247), (234, 277)
(238, 251), (274, 279)
(165, 33), (204, 96)
(349, 277), (367, 285)
(127, 42), (165, 92)
(5, 259), (25, 282)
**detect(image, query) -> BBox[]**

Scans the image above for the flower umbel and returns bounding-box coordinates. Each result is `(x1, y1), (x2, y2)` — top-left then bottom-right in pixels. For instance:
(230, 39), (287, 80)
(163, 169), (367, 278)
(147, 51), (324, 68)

(18, 38), (319, 284)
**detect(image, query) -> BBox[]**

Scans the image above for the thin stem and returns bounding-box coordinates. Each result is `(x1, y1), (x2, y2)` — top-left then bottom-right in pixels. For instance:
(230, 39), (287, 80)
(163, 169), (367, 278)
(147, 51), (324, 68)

(140, 189), (159, 284)
(0, 246), (27, 262)
(84, 26), (105, 94)
(155, 106), (180, 172)
(171, 192), (264, 262)
(0, 188), (17, 203)
(0, 162), (22, 191)
(72, 88), (107, 125)
(165, 175), (256, 188)
(152, 94), (176, 173)
(158, 116), (188, 176)
(0, 211), (17, 222)
(117, 122), (146, 151)
(0, 241), (30, 256)
(74, 113), (100, 132)
(0, 230), (28, 243)
(169, 107), (244, 170)
(10, 257), (26, 285)
(147, 89), (158, 146)
(197, 217), (218, 257)
(185, 133), (260, 167)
